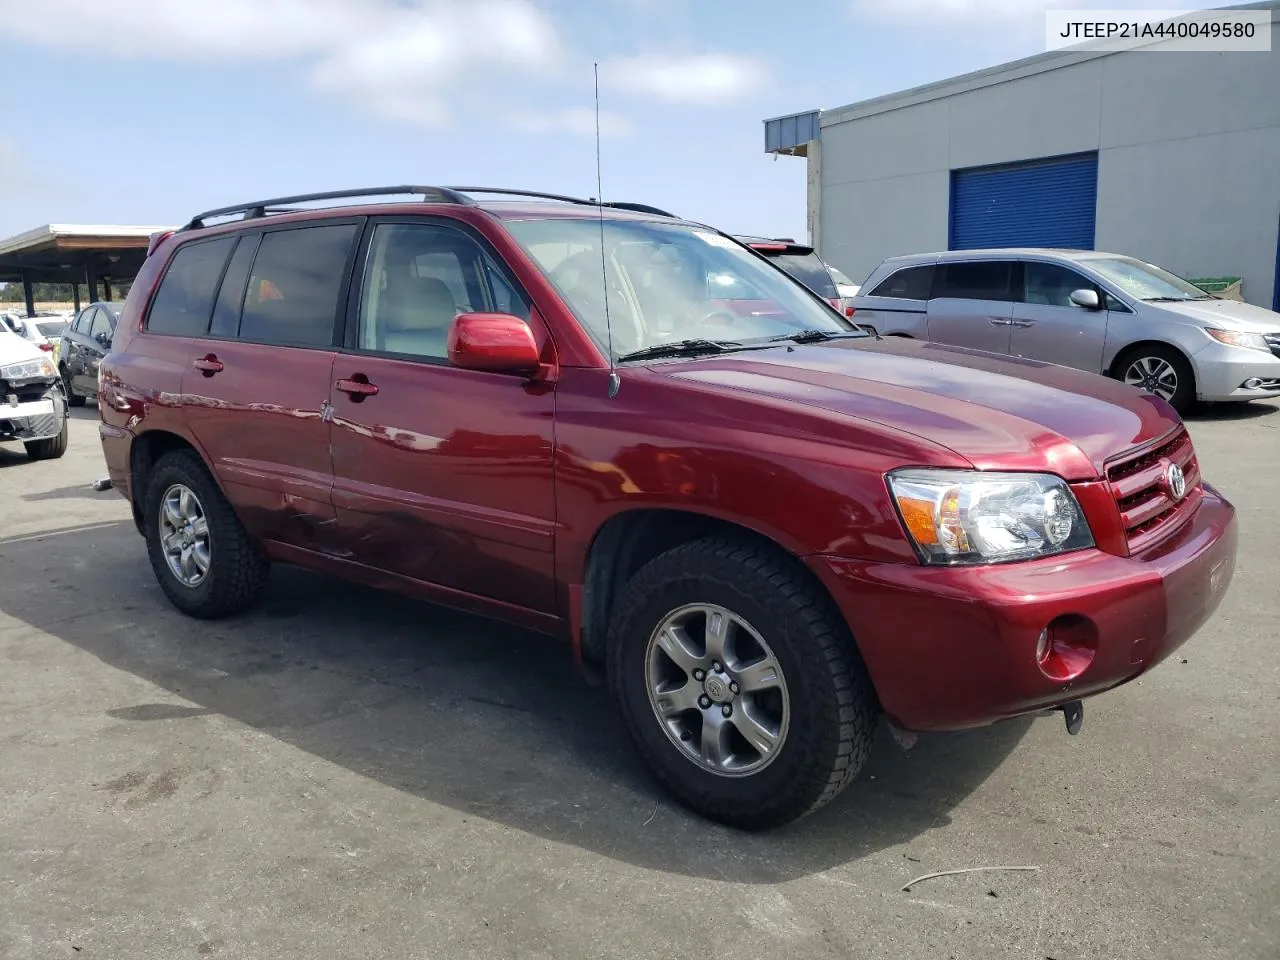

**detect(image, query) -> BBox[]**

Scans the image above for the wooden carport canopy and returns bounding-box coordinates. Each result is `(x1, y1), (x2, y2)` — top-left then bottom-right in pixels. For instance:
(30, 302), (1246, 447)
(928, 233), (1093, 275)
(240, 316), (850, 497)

(0, 223), (174, 316)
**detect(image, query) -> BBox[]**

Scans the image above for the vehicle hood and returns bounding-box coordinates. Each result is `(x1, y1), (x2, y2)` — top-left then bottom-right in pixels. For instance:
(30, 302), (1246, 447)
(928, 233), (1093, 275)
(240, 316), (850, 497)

(0, 329), (43, 366)
(658, 337), (1182, 479)
(1151, 298), (1280, 332)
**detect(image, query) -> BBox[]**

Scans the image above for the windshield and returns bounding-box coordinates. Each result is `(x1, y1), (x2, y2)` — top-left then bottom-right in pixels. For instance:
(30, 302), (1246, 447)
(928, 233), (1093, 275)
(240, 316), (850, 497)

(1087, 257), (1213, 301)
(505, 218), (858, 359)
(761, 252), (839, 299)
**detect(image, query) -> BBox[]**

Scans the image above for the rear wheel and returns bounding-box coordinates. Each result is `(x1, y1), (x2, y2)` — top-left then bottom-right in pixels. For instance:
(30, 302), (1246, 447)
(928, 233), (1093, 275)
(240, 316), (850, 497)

(1113, 344), (1194, 414)
(143, 450), (269, 618)
(607, 537), (877, 830)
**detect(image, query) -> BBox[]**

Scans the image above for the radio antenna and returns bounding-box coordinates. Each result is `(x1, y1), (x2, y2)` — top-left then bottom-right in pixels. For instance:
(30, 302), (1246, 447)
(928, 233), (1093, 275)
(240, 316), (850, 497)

(594, 62), (620, 399)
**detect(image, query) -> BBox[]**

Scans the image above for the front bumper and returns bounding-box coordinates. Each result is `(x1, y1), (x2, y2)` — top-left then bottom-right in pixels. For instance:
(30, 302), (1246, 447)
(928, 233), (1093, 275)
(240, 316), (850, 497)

(807, 484), (1237, 732)
(0, 394), (62, 442)
(1190, 341), (1280, 401)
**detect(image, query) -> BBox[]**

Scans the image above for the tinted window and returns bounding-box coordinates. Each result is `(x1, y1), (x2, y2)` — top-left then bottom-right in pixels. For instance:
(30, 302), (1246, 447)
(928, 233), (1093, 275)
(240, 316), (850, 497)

(1021, 262), (1093, 308)
(239, 225), (357, 347)
(936, 261), (1012, 301)
(765, 252), (839, 299)
(147, 237), (237, 336)
(89, 309), (113, 343)
(209, 236), (258, 338)
(358, 222), (528, 359)
(870, 265), (934, 300)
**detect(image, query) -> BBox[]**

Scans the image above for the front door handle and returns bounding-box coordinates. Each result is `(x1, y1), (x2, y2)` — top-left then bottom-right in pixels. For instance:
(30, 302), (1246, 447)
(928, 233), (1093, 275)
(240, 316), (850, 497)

(336, 375), (379, 400)
(987, 317), (1011, 326)
(193, 354), (224, 376)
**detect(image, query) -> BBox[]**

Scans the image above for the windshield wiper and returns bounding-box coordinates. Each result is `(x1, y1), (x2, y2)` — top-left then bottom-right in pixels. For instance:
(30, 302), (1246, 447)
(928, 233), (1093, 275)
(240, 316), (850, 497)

(1144, 296), (1197, 302)
(765, 329), (863, 344)
(616, 338), (743, 362)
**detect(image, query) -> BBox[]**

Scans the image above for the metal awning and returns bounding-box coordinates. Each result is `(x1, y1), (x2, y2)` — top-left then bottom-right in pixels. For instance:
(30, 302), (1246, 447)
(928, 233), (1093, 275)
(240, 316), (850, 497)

(0, 223), (173, 314)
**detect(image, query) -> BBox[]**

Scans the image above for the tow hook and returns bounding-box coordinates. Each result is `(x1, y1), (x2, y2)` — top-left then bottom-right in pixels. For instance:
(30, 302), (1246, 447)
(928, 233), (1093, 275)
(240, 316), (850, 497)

(1060, 699), (1084, 736)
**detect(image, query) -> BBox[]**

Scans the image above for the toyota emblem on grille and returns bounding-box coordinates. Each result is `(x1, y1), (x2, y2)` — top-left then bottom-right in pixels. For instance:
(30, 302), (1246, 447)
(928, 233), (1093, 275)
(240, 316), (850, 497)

(1165, 462), (1186, 501)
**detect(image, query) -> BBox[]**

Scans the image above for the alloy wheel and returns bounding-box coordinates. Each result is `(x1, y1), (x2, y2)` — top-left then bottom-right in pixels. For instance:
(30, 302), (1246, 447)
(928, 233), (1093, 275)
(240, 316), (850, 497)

(644, 603), (790, 777)
(1123, 356), (1178, 401)
(159, 483), (211, 587)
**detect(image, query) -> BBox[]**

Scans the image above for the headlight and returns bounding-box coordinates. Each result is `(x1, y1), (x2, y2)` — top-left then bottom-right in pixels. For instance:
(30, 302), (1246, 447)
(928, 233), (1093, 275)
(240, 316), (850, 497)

(1205, 329), (1270, 352)
(887, 469), (1094, 565)
(0, 356), (57, 381)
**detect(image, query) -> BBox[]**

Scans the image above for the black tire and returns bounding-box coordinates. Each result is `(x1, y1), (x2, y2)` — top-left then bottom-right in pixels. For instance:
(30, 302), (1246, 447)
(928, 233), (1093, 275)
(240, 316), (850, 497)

(606, 537), (877, 830)
(61, 366), (85, 407)
(1111, 344), (1195, 414)
(24, 416), (68, 461)
(143, 449), (269, 618)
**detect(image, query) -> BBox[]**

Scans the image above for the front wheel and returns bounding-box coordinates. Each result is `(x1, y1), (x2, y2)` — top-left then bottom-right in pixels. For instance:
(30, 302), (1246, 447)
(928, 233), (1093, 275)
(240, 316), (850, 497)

(24, 416), (68, 460)
(607, 537), (877, 830)
(61, 366), (85, 407)
(1113, 345), (1195, 414)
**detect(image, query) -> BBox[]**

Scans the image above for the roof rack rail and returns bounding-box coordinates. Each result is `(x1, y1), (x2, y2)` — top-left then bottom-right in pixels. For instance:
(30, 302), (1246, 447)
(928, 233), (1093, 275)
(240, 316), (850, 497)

(184, 185), (477, 229)
(447, 187), (678, 218)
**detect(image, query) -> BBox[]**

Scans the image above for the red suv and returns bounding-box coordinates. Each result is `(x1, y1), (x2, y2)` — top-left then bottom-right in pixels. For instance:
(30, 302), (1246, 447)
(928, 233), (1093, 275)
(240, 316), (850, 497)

(99, 186), (1238, 830)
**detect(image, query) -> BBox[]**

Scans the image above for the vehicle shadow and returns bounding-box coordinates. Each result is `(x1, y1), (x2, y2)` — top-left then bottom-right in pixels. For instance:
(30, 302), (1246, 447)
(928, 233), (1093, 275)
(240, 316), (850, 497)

(21, 483), (119, 502)
(1188, 399), (1279, 421)
(0, 519), (1031, 882)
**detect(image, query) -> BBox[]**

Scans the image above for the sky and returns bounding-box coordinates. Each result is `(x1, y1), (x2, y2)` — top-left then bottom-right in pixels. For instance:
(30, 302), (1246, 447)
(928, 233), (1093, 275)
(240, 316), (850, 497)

(0, 0), (1202, 243)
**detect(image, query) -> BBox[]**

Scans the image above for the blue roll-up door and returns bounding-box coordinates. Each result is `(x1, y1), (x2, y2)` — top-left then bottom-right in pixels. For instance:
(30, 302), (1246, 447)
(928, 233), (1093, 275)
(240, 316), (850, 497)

(949, 152), (1098, 250)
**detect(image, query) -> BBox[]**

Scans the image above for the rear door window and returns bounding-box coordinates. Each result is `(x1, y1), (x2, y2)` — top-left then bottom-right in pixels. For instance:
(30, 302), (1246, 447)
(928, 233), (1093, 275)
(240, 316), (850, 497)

(147, 237), (237, 337)
(935, 261), (1014, 301)
(869, 265), (935, 300)
(239, 224), (358, 348)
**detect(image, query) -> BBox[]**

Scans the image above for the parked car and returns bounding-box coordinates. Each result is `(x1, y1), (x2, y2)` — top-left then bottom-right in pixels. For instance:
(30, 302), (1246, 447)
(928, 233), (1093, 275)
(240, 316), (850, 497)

(734, 236), (846, 311)
(826, 264), (861, 308)
(60, 301), (122, 406)
(0, 322), (69, 460)
(99, 187), (1237, 830)
(1, 312), (58, 356)
(850, 249), (1280, 414)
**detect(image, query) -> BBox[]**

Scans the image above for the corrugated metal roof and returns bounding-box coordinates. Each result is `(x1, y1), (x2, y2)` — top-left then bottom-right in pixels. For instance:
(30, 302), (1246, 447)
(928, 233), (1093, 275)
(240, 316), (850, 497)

(764, 111), (820, 154)
(0, 224), (174, 258)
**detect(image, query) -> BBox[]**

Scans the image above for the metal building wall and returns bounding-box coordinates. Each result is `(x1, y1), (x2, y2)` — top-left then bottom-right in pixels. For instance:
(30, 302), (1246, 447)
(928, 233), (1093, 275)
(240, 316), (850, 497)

(815, 43), (1280, 309)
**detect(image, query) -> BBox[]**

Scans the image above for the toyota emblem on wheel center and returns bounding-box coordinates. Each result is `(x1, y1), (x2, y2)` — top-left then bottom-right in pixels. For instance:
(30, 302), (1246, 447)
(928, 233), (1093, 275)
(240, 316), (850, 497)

(1165, 461), (1187, 501)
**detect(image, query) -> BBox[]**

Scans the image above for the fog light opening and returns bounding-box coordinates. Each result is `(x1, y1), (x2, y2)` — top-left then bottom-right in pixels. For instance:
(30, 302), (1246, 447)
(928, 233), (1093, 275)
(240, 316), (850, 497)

(1036, 614), (1098, 683)
(1242, 378), (1263, 390)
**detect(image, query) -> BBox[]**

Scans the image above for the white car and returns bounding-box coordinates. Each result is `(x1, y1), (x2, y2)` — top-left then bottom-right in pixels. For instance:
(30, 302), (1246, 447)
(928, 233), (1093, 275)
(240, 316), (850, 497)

(0, 323), (69, 460)
(1, 312), (63, 360)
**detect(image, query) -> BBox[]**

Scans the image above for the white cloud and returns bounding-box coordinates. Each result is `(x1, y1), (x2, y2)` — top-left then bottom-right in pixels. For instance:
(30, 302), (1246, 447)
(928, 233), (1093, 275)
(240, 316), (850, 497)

(0, 0), (561, 126)
(852, 0), (1181, 29)
(603, 53), (766, 105)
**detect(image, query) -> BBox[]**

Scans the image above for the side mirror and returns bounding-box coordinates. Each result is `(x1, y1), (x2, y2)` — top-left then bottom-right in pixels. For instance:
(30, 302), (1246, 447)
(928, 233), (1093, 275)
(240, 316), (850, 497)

(1069, 288), (1101, 310)
(447, 313), (542, 376)
(95, 331), (112, 347)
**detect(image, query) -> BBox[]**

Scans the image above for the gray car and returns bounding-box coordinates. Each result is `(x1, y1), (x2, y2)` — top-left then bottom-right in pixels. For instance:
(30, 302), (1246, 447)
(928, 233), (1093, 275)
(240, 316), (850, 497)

(850, 248), (1280, 414)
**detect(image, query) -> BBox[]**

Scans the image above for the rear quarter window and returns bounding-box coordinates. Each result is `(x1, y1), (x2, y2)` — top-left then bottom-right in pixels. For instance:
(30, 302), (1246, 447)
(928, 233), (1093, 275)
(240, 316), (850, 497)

(147, 237), (237, 337)
(869, 265), (934, 300)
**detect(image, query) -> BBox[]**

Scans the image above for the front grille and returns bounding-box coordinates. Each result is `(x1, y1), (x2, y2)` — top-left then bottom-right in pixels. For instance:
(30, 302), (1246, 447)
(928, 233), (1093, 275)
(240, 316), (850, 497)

(1264, 333), (1280, 359)
(1106, 426), (1202, 555)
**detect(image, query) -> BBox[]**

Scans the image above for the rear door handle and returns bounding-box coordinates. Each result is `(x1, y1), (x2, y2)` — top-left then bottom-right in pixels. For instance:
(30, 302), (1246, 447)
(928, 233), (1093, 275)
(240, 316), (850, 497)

(987, 317), (1011, 326)
(336, 376), (379, 400)
(193, 354), (224, 376)
(1009, 319), (1036, 328)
